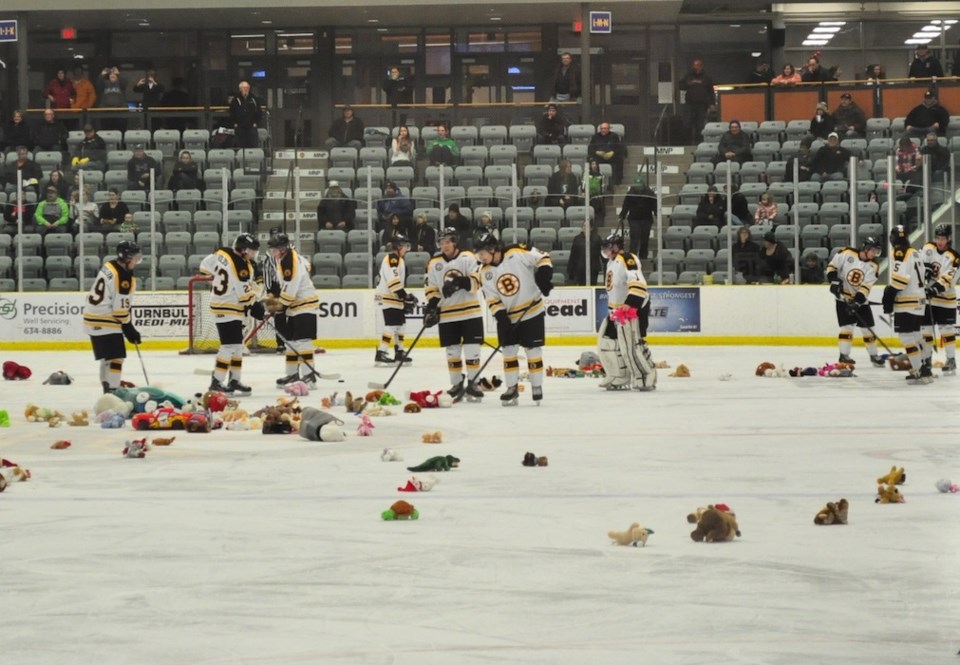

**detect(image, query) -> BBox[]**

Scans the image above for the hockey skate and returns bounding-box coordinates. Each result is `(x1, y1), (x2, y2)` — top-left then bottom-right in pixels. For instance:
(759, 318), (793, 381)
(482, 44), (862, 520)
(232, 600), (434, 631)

(276, 373), (300, 387)
(838, 353), (856, 364)
(869, 355), (885, 367)
(464, 381), (484, 402)
(943, 358), (957, 375)
(374, 350), (394, 367)
(228, 379), (252, 396)
(500, 385), (519, 406)
(602, 376), (632, 391)
(394, 349), (413, 364)
(210, 377), (234, 395)
(905, 369), (933, 385)
(447, 378), (466, 403)
(532, 386), (543, 404)
(101, 381), (115, 395)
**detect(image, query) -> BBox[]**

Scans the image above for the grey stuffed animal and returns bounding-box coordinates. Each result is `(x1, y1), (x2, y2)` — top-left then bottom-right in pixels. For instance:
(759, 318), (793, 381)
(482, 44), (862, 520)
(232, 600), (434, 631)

(299, 407), (346, 442)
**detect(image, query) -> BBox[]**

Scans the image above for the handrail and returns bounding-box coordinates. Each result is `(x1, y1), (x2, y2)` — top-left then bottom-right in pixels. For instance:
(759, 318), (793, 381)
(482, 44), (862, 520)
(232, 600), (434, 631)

(334, 101), (578, 109)
(717, 76), (960, 90)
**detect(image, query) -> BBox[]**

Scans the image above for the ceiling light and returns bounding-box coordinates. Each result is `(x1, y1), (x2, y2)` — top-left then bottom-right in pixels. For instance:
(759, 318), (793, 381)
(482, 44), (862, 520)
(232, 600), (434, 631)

(921, 25), (942, 32)
(367, 19), (379, 23)
(913, 32), (936, 39)
(751, 51), (761, 57)
(377, 28), (387, 32)
(139, 22), (150, 27)
(802, 39), (829, 46)
(945, 20), (958, 25)
(729, 24), (741, 28)
(490, 17), (502, 21)
(905, 38), (933, 44)
(818, 21), (846, 26)
(813, 27), (840, 33)
(261, 20), (272, 24)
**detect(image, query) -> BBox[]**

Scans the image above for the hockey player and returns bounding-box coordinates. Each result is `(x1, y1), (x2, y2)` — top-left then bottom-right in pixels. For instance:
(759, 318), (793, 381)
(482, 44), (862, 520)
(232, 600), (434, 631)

(83, 240), (142, 394)
(597, 232), (656, 391)
(827, 236), (885, 367)
(475, 232), (553, 405)
(268, 233), (321, 388)
(920, 223), (959, 375)
(883, 225), (931, 384)
(198, 233), (265, 395)
(374, 233), (417, 365)
(423, 227), (484, 402)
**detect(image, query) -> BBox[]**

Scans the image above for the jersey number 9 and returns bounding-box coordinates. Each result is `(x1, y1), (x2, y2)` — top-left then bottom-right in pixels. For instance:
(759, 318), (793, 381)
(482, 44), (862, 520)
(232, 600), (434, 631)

(88, 275), (107, 305)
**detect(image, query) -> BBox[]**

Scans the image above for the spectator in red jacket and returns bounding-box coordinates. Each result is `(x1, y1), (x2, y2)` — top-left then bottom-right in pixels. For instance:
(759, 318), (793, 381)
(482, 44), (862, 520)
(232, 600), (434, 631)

(44, 69), (75, 109)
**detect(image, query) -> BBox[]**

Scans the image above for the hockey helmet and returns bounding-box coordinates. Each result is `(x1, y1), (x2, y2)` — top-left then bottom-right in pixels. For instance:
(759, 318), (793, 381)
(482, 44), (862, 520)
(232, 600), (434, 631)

(389, 232), (411, 250)
(475, 232), (500, 254)
(116, 240), (142, 262)
(934, 223), (952, 239)
(267, 232), (291, 249)
(601, 232), (625, 251)
(233, 232), (260, 253)
(438, 227), (459, 244)
(889, 225), (909, 250)
(860, 236), (882, 254)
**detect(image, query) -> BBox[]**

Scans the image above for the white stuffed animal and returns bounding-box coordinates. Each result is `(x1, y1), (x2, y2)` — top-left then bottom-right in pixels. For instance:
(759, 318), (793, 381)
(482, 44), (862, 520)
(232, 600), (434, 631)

(381, 448), (403, 462)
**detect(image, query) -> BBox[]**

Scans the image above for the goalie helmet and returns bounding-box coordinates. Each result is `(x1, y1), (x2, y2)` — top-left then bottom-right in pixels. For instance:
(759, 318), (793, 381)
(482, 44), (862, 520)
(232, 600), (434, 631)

(267, 232), (290, 249)
(889, 225), (909, 250)
(934, 223), (952, 239)
(115, 240), (142, 263)
(438, 227), (459, 244)
(475, 232), (499, 254)
(860, 236), (882, 254)
(233, 232), (260, 253)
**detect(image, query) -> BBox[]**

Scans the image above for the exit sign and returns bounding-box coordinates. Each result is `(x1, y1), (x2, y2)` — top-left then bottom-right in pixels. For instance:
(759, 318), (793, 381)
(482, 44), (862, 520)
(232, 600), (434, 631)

(589, 11), (612, 34)
(0, 20), (17, 42)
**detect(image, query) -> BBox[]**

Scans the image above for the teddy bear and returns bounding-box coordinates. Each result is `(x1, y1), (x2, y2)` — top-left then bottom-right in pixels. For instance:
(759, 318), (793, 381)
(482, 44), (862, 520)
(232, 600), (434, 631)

(755, 361), (775, 377)
(814, 498), (849, 525)
(422, 431), (443, 444)
(381, 448), (403, 462)
(608, 523), (654, 547)
(122, 438), (148, 459)
(93, 393), (133, 418)
(68, 410), (89, 427)
(0, 458), (31, 489)
(365, 390), (384, 403)
(888, 354), (911, 371)
(397, 475), (438, 492)
(688, 504), (741, 542)
(381, 499), (419, 520)
(404, 402), (422, 413)
(877, 466), (906, 486)
(298, 407), (346, 442)
(221, 409), (250, 431)
(875, 482), (904, 504)
(522, 452), (548, 467)
(669, 364), (690, 377)
(343, 391), (366, 414)
(476, 376), (502, 392)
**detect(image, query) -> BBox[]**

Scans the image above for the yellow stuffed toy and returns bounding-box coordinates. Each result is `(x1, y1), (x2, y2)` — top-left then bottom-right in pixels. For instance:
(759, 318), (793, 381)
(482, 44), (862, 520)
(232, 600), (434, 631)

(68, 410), (89, 427)
(814, 498), (849, 525)
(876, 482), (904, 504)
(877, 466), (905, 486)
(608, 523), (653, 547)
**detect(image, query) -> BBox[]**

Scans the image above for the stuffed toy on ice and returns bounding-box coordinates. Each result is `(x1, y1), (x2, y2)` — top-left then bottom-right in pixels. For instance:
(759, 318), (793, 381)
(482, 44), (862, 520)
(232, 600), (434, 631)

(381, 448), (403, 462)
(407, 455), (459, 472)
(2, 360), (31, 380)
(877, 466), (905, 486)
(298, 407), (345, 442)
(24, 404), (65, 426)
(935, 478), (960, 493)
(422, 431), (443, 444)
(397, 475), (438, 492)
(876, 482), (904, 504)
(42, 371), (74, 385)
(283, 381), (311, 397)
(522, 452), (548, 467)
(113, 387), (186, 412)
(94, 393), (133, 418)
(0, 458), (32, 490)
(608, 523), (653, 547)
(814, 498), (849, 525)
(357, 414), (375, 436)
(688, 504), (741, 542)
(123, 438), (148, 459)
(381, 500), (419, 521)
(68, 411), (89, 427)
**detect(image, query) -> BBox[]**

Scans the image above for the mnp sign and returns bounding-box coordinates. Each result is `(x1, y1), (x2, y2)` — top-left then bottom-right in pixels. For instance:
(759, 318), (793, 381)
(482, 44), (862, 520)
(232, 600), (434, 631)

(589, 11), (612, 34)
(0, 20), (17, 42)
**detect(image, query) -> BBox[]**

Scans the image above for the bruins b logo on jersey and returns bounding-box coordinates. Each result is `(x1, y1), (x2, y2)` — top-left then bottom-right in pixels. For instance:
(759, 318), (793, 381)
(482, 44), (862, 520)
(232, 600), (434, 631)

(605, 271), (614, 290)
(445, 268), (464, 280)
(497, 273), (520, 297)
(846, 268), (865, 286)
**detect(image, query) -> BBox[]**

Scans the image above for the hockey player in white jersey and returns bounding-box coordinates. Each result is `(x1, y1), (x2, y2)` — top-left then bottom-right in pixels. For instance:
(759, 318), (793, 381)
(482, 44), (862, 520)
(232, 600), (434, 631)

(883, 225), (931, 384)
(83, 240), (142, 393)
(920, 223), (959, 375)
(475, 232), (552, 405)
(423, 227), (485, 402)
(597, 232), (656, 391)
(198, 233), (264, 395)
(268, 233), (321, 388)
(374, 233), (417, 365)
(827, 236), (885, 367)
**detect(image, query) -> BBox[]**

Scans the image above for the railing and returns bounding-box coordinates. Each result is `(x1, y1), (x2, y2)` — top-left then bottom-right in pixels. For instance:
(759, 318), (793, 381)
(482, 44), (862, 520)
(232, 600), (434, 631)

(332, 101), (580, 130)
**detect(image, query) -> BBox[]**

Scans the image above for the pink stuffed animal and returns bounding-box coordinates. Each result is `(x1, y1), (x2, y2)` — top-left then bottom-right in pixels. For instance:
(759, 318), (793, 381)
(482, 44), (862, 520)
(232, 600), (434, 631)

(357, 414), (375, 436)
(284, 381), (311, 397)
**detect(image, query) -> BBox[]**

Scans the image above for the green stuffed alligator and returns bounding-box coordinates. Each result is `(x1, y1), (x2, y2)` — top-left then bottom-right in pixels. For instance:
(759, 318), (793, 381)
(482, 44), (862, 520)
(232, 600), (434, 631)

(407, 455), (460, 472)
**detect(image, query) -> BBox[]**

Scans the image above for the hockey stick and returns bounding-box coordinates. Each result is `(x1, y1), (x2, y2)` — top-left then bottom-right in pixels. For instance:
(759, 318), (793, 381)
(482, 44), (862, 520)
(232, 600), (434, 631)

(262, 317), (341, 381)
(843, 300), (897, 357)
(367, 323), (428, 391)
(134, 343), (150, 386)
(473, 299), (541, 382)
(244, 312), (274, 344)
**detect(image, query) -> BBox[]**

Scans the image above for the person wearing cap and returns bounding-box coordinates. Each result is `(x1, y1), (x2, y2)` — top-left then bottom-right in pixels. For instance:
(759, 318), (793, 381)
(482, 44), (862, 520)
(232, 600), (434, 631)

(908, 44), (944, 79)
(32, 185), (71, 236)
(268, 232), (321, 389)
(759, 230), (793, 284)
(714, 120), (752, 165)
(325, 105), (365, 151)
(827, 238), (885, 366)
(71, 124), (107, 171)
(895, 134), (922, 196)
(426, 123), (459, 166)
(374, 233), (416, 365)
(811, 132), (854, 182)
(809, 101), (835, 140)
(317, 180), (356, 231)
(126, 145), (159, 192)
(905, 89), (950, 136)
(229, 80), (262, 149)
(474, 209), (499, 244)
(833, 93), (866, 138)
(536, 104), (568, 145)
(376, 181), (414, 231)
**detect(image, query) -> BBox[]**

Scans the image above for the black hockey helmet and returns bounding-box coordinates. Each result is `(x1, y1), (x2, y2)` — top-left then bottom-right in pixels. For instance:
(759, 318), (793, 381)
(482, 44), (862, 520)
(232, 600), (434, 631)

(934, 223), (952, 239)
(601, 232), (625, 251)
(438, 227), (459, 244)
(889, 225), (909, 250)
(116, 240), (142, 262)
(860, 236), (882, 254)
(233, 232), (260, 253)
(267, 232), (290, 249)
(475, 232), (499, 254)
(389, 232), (411, 250)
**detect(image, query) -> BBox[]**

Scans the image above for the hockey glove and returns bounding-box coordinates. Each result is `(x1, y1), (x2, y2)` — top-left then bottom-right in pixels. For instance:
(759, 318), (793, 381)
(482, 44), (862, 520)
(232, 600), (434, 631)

(494, 310), (513, 342)
(924, 263), (935, 282)
(881, 285), (896, 314)
(121, 322), (142, 345)
(248, 301), (266, 321)
(403, 293), (418, 315)
(535, 265), (554, 297)
(624, 293), (646, 311)
(441, 275), (472, 298)
(829, 282), (843, 298)
(423, 299), (441, 328)
(925, 283), (944, 299)
(852, 292), (867, 306)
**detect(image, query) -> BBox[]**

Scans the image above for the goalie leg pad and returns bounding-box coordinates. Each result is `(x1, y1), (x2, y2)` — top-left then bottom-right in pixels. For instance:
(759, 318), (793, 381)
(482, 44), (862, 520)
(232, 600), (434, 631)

(597, 319), (629, 388)
(617, 318), (657, 391)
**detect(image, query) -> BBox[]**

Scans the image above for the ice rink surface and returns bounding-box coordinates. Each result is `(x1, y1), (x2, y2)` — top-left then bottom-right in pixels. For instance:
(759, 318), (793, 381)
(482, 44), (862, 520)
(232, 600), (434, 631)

(1, 344), (958, 665)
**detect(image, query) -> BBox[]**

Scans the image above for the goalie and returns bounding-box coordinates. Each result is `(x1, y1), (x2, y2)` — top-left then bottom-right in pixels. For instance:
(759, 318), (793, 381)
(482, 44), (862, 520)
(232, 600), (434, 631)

(597, 232), (656, 391)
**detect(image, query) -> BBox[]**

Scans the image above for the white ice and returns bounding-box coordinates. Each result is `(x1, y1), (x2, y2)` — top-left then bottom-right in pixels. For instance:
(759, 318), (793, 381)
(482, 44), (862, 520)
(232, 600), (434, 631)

(1, 345), (958, 665)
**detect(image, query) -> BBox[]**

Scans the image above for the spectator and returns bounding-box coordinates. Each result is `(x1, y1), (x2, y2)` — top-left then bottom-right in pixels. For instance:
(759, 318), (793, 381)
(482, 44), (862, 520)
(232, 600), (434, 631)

(44, 68), (75, 109)
(133, 69), (165, 109)
(127, 146), (160, 192)
(1, 192), (34, 234)
(474, 209), (499, 244)
(695, 186), (725, 228)
(97, 188), (131, 233)
(168, 151), (202, 192)
(547, 159), (581, 210)
(71, 66), (97, 111)
(33, 108), (68, 153)
(426, 124), (459, 166)
(618, 178), (656, 259)
(714, 120), (752, 165)
(411, 213), (436, 255)
(731, 226), (761, 282)
(567, 220), (603, 286)
(160, 78), (192, 132)
(811, 132), (853, 181)
(748, 60), (773, 85)
(443, 203), (472, 250)
(379, 212), (411, 248)
(376, 181), (414, 231)
(771, 63), (802, 86)
(536, 104), (568, 145)
(905, 89), (950, 136)
(786, 137), (815, 183)
(229, 80), (262, 149)
(865, 64), (886, 82)
(678, 58), (715, 144)
(908, 44), (944, 79)
(325, 105), (365, 150)
(552, 52), (581, 102)
(383, 66), (413, 127)
(69, 184), (99, 230)
(587, 158), (606, 219)
(588, 121), (624, 184)
(834, 93), (866, 138)
(800, 253), (825, 284)
(46, 170), (70, 198)
(753, 192), (779, 226)
(728, 184), (751, 225)
(895, 134), (922, 195)
(390, 126), (416, 167)
(801, 56), (839, 83)
(6, 146), (43, 197)
(810, 101), (835, 139)
(760, 230), (793, 284)
(31, 185), (71, 235)
(2, 110), (33, 152)
(920, 131), (951, 178)
(316, 180), (356, 231)
(97, 67), (129, 131)
(71, 124), (107, 172)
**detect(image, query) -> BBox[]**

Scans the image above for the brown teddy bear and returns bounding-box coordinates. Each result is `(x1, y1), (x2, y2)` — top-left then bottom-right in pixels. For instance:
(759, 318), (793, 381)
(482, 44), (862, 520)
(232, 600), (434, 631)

(877, 466), (905, 486)
(669, 364), (690, 377)
(814, 498), (849, 525)
(688, 504), (741, 542)
(876, 483), (904, 504)
(422, 431), (443, 443)
(68, 410), (89, 427)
